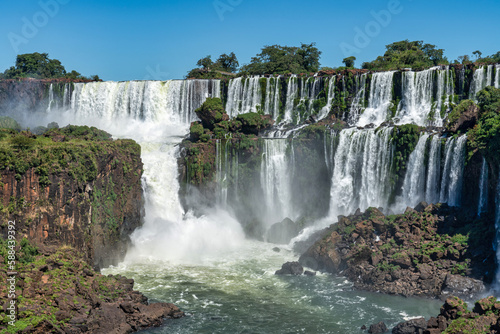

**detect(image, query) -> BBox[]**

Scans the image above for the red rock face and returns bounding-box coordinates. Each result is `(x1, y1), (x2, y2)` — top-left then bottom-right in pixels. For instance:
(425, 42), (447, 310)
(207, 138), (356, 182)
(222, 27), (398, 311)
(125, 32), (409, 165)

(0, 142), (144, 270)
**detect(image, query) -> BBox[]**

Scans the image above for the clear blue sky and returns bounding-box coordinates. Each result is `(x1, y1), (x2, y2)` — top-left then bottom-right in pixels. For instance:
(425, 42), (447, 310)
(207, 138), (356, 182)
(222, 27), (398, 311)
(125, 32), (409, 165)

(0, 0), (499, 81)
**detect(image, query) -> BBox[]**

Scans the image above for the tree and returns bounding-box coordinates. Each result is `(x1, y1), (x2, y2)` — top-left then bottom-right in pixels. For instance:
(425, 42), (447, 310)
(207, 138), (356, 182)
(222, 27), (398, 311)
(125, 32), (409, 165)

(342, 56), (356, 68)
(215, 52), (239, 73)
(458, 55), (471, 64)
(362, 40), (447, 71)
(241, 43), (321, 75)
(196, 56), (213, 70)
(1, 52), (96, 80)
(473, 50), (482, 60)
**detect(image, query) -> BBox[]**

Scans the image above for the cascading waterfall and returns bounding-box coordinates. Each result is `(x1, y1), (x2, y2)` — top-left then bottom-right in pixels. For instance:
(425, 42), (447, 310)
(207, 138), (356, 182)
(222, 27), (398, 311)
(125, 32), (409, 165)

(496, 64), (500, 89)
(396, 67), (438, 126)
(225, 76), (262, 117)
(478, 157), (489, 217)
(435, 66), (454, 126)
(329, 127), (393, 217)
(263, 76), (281, 120)
(469, 65), (493, 101)
(283, 75), (298, 124)
(439, 135), (467, 206)
(316, 76), (336, 121)
(260, 139), (293, 224)
(398, 133), (430, 210)
(71, 80), (219, 123)
(356, 71), (394, 127)
(348, 73), (367, 125)
(46, 84), (55, 112)
(425, 135), (442, 204)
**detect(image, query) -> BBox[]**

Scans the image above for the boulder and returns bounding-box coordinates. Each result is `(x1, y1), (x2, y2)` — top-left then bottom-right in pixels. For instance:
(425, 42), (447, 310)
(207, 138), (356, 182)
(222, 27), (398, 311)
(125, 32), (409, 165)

(266, 218), (301, 244)
(391, 317), (426, 334)
(441, 274), (485, 299)
(275, 261), (304, 275)
(368, 321), (387, 334)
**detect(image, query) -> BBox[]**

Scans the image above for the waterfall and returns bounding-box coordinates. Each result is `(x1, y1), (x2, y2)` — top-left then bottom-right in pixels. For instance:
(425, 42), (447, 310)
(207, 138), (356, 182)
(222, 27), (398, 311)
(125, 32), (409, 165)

(439, 135), (467, 206)
(215, 140), (228, 208)
(478, 157), (489, 217)
(329, 127), (393, 217)
(434, 66), (454, 126)
(396, 67), (438, 126)
(226, 76), (262, 117)
(263, 76), (281, 121)
(469, 65), (493, 101)
(398, 133), (430, 210)
(495, 64), (500, 89)
(348, 73), (367, 125)
(283, 75), (298, 123)
(62, 83), (70, 109)
(356, 71), (394, 127)
(317, 76), (336, 121)
(71, 80), (219, 124)
(425, 135), (442, 204)
(260, 139), (293, 224)
(46, 84), (55, 112)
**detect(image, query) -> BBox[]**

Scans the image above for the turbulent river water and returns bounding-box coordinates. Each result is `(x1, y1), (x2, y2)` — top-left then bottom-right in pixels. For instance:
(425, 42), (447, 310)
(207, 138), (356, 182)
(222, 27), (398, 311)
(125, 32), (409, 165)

(34, 78), (484, 333)
(103, 240), (442, 334)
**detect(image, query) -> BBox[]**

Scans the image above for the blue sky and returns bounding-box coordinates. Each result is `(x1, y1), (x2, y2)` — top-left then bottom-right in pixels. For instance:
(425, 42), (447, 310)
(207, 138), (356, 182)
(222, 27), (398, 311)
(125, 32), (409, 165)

(0, 0), (499, 81)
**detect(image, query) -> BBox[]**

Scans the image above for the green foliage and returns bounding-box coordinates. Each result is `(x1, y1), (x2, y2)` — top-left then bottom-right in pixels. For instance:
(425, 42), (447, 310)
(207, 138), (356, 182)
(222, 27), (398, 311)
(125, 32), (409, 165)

(362, 40), (447, 71)
(241, 43), (321, 75)
(447, 100), (477, 127)
(467, 87), (500, 165)
(190, 122), (204, 141)
(2, 52), (98, 80)
(187, 53), (239, 78)
(10, 134), (35, 150)
(0, 116), (21, 131)
(391, 124), (421, 174)
(342, 56), (356, 68)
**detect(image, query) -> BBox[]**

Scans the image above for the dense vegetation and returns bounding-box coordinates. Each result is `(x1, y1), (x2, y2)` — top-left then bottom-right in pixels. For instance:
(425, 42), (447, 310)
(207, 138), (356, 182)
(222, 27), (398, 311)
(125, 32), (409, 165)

(0, 52), (99, 81)
(187, 41), (499, 77)
(362, 40), (448, 71)
(467, 86), (500, 165)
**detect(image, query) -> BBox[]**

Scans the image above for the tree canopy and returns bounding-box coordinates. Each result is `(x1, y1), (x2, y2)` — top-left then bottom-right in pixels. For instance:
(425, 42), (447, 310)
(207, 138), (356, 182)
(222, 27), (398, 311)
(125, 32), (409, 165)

(187, 52), (240, 79)
(240, 43), (321, 75)
(0, 52), (99, 80)
(362, 40), (448, 71)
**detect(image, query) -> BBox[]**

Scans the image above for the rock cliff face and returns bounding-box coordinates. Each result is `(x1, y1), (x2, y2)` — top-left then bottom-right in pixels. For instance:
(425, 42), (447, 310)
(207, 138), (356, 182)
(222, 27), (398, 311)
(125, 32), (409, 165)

(0, 127), (143, 270)
(299, 204), (494, 299)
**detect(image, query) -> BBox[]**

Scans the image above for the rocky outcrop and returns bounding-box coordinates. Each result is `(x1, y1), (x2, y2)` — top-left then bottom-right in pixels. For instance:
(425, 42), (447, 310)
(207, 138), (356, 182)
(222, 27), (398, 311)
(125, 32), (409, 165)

(393, 296), (500, 334)
(299, 205), (493, 298)
(266, 218), (301, 244)
(275, 261), (304, 275)
(0, 245), (184, 333)
(0, 126), (144, 270)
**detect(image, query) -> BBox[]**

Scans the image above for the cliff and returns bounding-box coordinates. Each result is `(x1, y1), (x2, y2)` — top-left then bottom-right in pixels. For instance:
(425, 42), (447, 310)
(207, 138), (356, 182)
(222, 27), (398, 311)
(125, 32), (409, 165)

(0, 125), (144, 270)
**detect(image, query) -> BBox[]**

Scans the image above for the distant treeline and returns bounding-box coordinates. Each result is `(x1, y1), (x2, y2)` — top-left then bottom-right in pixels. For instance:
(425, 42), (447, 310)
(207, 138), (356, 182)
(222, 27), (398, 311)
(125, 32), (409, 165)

(0, 52), (100, 81)
(187, 40), (500, 78)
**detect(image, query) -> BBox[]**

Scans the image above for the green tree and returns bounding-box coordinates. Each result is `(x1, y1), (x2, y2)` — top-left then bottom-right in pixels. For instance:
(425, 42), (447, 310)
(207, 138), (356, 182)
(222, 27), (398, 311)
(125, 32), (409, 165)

(196, 56), (213, 70)
(4, 52), (66, 79)
(473, 50), (482, 60)
(362, 40), (447, 71)
(215, 52), (239, 73)
(241, 43), (321, 75)
(342, 56), (356, 68)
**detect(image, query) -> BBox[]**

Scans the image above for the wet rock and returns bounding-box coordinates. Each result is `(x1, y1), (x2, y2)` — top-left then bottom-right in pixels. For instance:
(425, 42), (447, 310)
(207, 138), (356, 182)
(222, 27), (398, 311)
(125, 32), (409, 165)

(266, 218), (301, 244)
(441, 274), (485, 299)
(275, 261), (304, 275)
(304, 270), (316, 276)
(368, 321), (387, 333)
(391, 317), (426, 334)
